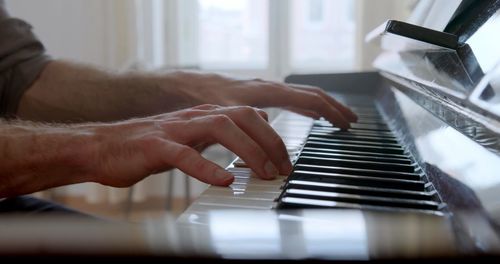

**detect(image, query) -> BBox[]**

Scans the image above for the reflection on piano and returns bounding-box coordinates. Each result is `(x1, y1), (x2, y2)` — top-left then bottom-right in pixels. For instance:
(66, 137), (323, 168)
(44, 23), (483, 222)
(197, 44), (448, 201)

(178, 0), (500, 260)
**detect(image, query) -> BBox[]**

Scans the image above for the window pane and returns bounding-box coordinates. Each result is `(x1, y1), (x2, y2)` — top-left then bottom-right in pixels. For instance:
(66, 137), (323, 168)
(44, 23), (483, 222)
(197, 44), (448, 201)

(291, 0), (356, 72)
(198, 0), (268, 69)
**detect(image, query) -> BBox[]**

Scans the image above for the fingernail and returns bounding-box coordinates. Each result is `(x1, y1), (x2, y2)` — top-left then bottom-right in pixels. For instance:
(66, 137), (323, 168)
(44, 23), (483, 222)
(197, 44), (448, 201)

(350, 113), (358, 123)
(214, 169), (234, 185)
(264, 160), (279, 179)
(339, 122), (351, 131)
(280, 160), (293, 175)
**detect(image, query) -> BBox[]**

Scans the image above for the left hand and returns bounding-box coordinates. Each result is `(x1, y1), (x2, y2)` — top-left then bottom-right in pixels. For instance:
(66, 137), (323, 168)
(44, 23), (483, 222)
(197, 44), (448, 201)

(161, 72), (357, 129)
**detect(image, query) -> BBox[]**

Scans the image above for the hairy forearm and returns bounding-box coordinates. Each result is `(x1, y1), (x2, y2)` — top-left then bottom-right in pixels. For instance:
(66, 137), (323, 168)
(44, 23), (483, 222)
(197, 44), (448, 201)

(0, 121), (95, 197)
(17, 60), (195, 122)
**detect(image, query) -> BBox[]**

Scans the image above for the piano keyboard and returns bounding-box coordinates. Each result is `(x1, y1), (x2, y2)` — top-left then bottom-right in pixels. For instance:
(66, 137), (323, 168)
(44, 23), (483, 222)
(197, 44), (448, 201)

(180, 104), (446, 218)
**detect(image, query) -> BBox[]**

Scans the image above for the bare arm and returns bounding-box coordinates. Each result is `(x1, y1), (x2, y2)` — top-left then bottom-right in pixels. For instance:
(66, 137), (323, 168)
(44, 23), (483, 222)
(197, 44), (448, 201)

(17, 60), (357, 128)
(17, 61), (186, 122)
(0, 120), (95, 197)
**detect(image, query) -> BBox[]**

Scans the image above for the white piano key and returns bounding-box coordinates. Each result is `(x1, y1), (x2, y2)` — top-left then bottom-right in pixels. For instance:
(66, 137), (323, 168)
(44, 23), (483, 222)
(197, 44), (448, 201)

(230, 176), (287, 186)
(202, 189), (279, 200)
(227, 184), (283, 193)
(194, 196), (276, 209)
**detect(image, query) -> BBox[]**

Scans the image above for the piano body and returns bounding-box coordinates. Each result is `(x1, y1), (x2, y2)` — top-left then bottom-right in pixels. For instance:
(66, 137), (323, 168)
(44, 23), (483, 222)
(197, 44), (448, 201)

(174, 0), (500, 260)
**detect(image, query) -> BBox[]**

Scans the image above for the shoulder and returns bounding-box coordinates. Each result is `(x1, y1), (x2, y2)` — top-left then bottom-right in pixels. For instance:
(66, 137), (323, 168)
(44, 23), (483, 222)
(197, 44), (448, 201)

(0, 1), (7, 18)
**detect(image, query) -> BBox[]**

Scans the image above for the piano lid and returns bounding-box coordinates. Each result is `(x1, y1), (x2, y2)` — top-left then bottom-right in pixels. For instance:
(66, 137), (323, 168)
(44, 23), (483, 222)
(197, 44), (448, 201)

(367, 0), (500, 154)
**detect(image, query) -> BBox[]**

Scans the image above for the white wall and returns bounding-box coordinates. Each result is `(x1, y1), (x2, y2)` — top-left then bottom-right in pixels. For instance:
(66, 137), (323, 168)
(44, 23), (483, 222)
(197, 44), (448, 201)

(356, 0), (416, 70)
(5, 0), (134, 70)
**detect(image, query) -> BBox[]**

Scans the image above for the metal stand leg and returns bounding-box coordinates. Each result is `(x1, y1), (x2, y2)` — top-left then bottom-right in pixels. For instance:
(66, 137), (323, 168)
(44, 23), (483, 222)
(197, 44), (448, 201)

(165, 170), (174, 211)
(124, 186), (134, 219)
(185, 174), (191, 210)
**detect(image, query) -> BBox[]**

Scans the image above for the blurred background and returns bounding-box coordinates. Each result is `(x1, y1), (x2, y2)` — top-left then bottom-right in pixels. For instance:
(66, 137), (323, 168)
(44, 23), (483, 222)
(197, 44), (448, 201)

(5, 0), (416, 220)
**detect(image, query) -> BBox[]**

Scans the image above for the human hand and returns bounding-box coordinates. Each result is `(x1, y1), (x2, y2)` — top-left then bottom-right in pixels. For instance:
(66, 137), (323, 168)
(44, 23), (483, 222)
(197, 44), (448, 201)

(85, 104), (291, 187)
(165, 72), (358, 129)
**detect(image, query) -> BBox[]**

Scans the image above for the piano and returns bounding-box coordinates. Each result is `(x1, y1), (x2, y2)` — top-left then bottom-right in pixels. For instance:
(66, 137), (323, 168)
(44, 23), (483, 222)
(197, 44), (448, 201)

(175, 0), (500, 260)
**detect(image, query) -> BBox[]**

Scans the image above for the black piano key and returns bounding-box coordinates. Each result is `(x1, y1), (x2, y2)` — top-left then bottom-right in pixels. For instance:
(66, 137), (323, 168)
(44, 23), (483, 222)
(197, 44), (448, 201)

(315, 119), (388, 127)
(310, 128), (396, 138)
(316, 117), (387, 124)
(294, 164), (422, 181)
(349, 123), (391, 132)
(307, 136), (402, 148)
(278, 197), (366, 210)
(300, 151), (413, 165)
(296, 156), (417, 173)
(305, 141), (406, 155)
(349, 111), (381, 117)
(282, 189), (440, 210)
(290, 170), (428, 191)
(277, 197), (441, 214)
(308, 131), (400, 144)
(286, 180), (436, 200)
(301, 147), (411, 159)
(355, 114), (385, 120)
(348, 106), (378, 111)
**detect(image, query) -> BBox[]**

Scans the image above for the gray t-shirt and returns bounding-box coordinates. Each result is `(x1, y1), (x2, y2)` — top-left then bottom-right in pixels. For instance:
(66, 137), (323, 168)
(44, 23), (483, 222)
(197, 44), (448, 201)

(0, 0), (50, 117)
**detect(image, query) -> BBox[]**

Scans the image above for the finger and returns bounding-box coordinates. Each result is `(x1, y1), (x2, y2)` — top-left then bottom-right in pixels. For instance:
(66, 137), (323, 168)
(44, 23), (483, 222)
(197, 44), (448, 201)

(172, 114), (280, 180)
(159, 140), (234, 186)
(192, 142), (213, 152)
(192, 104), (221, 110)
(256, 108), (269, 122)
(289, 84), (358, 122)
(213, 106), (292, 175)
(278, 88), (351, 129)
(284, 107), (322, 120)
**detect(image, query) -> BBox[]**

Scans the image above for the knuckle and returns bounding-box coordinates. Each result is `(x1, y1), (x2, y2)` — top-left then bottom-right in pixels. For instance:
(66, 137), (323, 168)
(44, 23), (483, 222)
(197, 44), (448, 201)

(237, 106), (257, 116)
(306, 94), (324, 108)
(173, 146), (194, 164)
(140, 136), (163, 147)
(257, 109), (268, 120)
(210, 114), (232, 126)
(310, 86), (323, 93)
(195, 104), (219, 110)
(180, 109), (203, 119)
(191, 159), (213, 175)
(273, 83), (289, 91)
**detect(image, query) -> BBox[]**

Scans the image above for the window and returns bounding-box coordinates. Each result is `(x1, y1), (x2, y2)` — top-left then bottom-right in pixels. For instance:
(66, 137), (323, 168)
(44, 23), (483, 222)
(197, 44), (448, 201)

(135, 0), (413, 79)
(291, 0), (356, 71)
(198, 0), (268, 69)
(308, 0), (325, 24)
(132, 0), (415, 80)
(150, 0), (358, 79)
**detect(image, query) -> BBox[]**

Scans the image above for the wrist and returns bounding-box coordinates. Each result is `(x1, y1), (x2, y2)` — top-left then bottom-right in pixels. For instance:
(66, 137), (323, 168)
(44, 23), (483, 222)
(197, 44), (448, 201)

(67, 124), (104, 184)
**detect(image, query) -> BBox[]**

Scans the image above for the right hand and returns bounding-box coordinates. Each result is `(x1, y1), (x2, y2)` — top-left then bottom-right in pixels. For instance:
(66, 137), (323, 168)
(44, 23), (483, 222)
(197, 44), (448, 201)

(83, 104), (291, 187)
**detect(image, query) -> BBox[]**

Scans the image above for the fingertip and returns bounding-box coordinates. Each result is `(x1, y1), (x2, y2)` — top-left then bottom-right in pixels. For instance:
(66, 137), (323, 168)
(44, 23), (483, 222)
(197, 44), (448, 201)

(330, 117), (350, 131)
(348, 112), (358, 123)
(214, 169), (234, 186)
(257, 109), (269, 121)
(220, 175), (234, 186)
(263, 160), (279, 180)
(279, 160), (293, 176)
